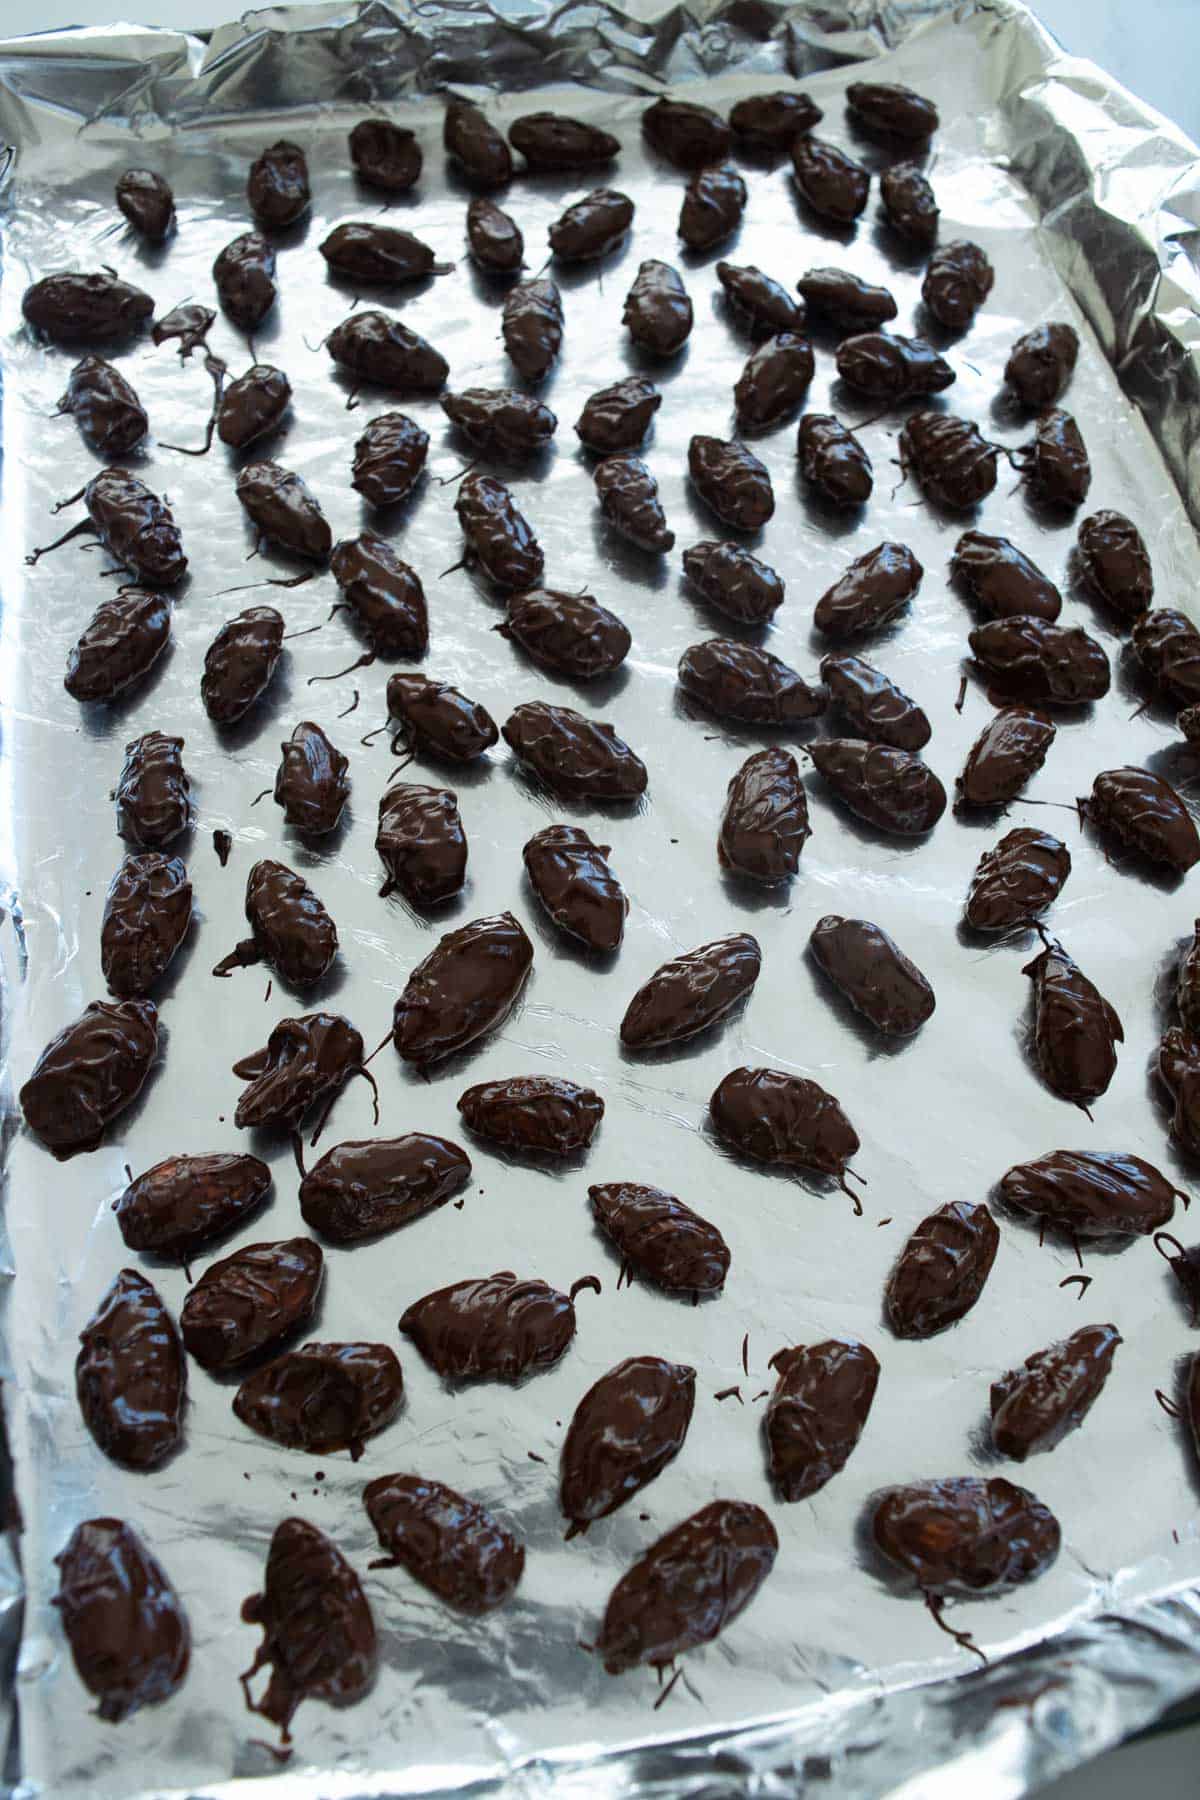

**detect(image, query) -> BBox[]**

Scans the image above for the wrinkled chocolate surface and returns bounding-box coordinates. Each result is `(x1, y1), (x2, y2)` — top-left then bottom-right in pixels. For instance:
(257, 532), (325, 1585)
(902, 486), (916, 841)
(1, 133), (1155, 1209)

(798, 267), (897, 332)
(950, 532), (1062, 621)
(964, 827), (1071, 932)
(101, 852), (192, 998)
(678, 166), (747, 250)
(642, 97), (730, 169)
(549, 188), (633, 262)
(523, 824), (628, 952)
(441, 390), (555, 459)
(376, 781), (467, 906)
(718, 747), (809, 882)
(510, 112), (619, 171)
(234, 1341), (403, 1456)
(835, 330), (953, 399)
(594, 456), (673, 552)
(716, 261), (805, 337)
(20, 997), (158, 1158)
(1133, 608), (1200, 706)
(797, 412), (873, 506)
(181, 1238), (323, 1371)
(814, 540), (922, 639)
(688, 435), (774, 530)
(459, 1075), (604, 1156)
(955, 706), (1056, 809)
(217, 364), (290, 450)
(55, 1519), (189, 1723)
(320, 222), (445, 285)
(23, 270), (153, 345)
(455, 471), (544, 589)
(114, 1151), (271, 1258)
(233, 1012), (366, 1132)
(1085, 766), (1200, 872)
(879, 162), (938, 244)
(502, 701), (648, 799)
(77, 1268), (184, 1468)
(872, 1477), (1060, 1595)
(589, 1181), (730, 1294)
(680, 637), (826, 724)
(247, 139), (310, 229)
(710, 1065), (859, 1179)
(1023, 944), (1123, 1109)
(236, 460), (331, 561)
(1005, 322), (1078, 408)
(80, 468), (187, 586)
(350, 118), (422, 193)
(387, 673), (498, 762)
(991, 1323), (1121, 1460)
(766, 1338), (879, 1500)
(1158, 1028), (1200, 1160)
(1076, 509), (1152, 623)
(999, 1149), (1181, 1239)
(116, 167), (174, 239)
(968, 616), (1110, 704)
(214, 858), (338, 988)
(900, 410), (999, 510)
(808, 739), (947, 835)
(299, 1134), (471, 1242)
(1018, 408), (1091, 508)
(734, 330), (814, 431)
(326, 310), (449, 393)
(682, 539), (784, 625)
(501, 279), (563, 383)
(201, 605), (284, 724)
(499, 588), (631, 679)
(575, 376), (660, 454)
(58, 355), (148, 456)
(885, 1201), (999, 1338)
(65, 588), (170, 704)
(561, 1356), (696, 1531)
(466, 197), (524, 271)
(622, 934), (761, 1051)
(330, 533), (428, 657)
(392, 911), (533, 1067)
(400, 1271), (576, 1381)
(729, 90), (821, 150)
(622, 259), (693, 355)
(444, 100), (513, 187)
(846, 81), (938, 140)
(921, 239), (993, 329)
(273, 721), (350, 836)
(809, 914), (935, 1036)
(791, 137), (869, 222)
(819, 653), (929, 750)
(364, 1473), (524, 1612)
(213, 231), (277, 332)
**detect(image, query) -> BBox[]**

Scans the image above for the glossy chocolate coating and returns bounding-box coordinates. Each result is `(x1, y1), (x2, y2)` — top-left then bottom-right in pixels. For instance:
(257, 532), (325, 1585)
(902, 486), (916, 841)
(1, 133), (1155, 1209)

(65, 589), (169, 703)
(58, 355), (148, 456)
(115, 168), (173, 240)
(510, 112), (619, 171)
(808, 739), (947, 835)
(213, 231), (276, 331)
(455, 471), (543, 589)
(274, 722), (350, 836)
(22, 271), (153, 345)
(376, 782), (467, 906)
(501, 279), (563, 382)
(152, 299), (217, 353)
(441, 389), (555, 458)
(716, 261), (805, 337)
(234, 1341), (402, 1455)
(678, 166), (747, 250)
(798, 268), (897, 332)
(1005, 322), (1078, 408)
(523, 824), (627, 952)
(597, 1499), (777, 1673)
(819, 654), (929, 751)
(115, 1151), (271, 1257)
(181, 1238), (323, 1371)
(594, 456), (673, 552)
(622, 259), (693, 356)
(879, 162), (938, 245)
(968, 616), (1110, 704)
(846, 81), (938, 140)
(921, 239), (993, 330)
(400, 1271), (576, 1380)
(1086, 766), (1200, 872)
(549, 189), (633, 262)
(330, 533), (428, 657)
(575, 376), (661, 454)
(466, 197), (523, 271)
(351, 410), (429, 506)
(201, 605), (283, 724)
(991, 1323), (1120, 1460)
(393, 911), (533, 1067)
(621, 933), (761, 1050)
(444, 100), (512, 187)
(729, 90), (822, 150)
(956, 707), (1056, 809)
(387, 673), (498, 762)
(999, 1149), (1181, 1239)
(83, 468), (186, 585)
(899, 410), (999, 509)
(688, 435), (774, 529)
(950, 532), (1062, 622)
(502, 701), (648, 799)
(300, 1135), (470, 1242)
(459, 1075), (604, 1156)
(115, 731), (190, 848)
(886, 1202), (998, 1338)
(766, 1338), (879, 1501)
(682, 539), (783, 626)
(734, 330), (814, 431)
(809, 915), (935, 1035)
(719, 747), (809, 882)
(1159, 1027), (1200, 1159)
(241, 1519), (376, 1741)
(327, 310), (449, 393)
(320, 222), (444, 285)
(364, 1474), (524, 1611)
(500, 588), (631, 679)
(814, 540), (923, 639)
(102, 853), (191, 998)
(1177, 920), (1200, 1035)
(1076, 510), (1152, 623)
(77, 1268), (184, 1468)
(215, 858), (337, 989)
(590, 1181), (729, 1293)
(710, 1065), (858, 1178)
(247, 139), (310, 229)
(1133, 608), (1200, 706)
(964, 827), (1071, 932)
(55, 1520), (189, 1722)
(642, 96), (730, 169)
(217, 364), (291, 449)
(350, 118), (421, 193)
(233, 1012), (366, 1132)
(835, 330), (954, 399)
(562, 1356), (695, 1532)
(1018, 408), (1091, 507)
(872, 1478), (1060, 1595)
(1023, 945), (1123, 1108)
(791, 137), (869, 222)
(680, 637), (826, 724)
(797, 412), (873, 506)
(236, 461), (331, 561)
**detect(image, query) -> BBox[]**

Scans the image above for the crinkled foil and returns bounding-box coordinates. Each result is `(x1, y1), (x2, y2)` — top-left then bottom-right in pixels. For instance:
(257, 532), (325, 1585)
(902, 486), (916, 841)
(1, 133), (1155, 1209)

(2, 2), (1200, 1796)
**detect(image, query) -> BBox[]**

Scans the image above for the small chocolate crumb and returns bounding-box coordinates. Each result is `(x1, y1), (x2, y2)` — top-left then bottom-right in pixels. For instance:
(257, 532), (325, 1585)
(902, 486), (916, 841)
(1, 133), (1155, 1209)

(713, 1384), (744, 1404)
(528, 1450), (546, 1463)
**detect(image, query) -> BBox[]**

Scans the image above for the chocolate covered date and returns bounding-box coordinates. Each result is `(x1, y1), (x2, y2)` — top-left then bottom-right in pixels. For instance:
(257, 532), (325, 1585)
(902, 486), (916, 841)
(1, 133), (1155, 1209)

(1015, 408), (1091, 508)
(886, 1202), (999, 1338)
(835, 330), (954, 399)
(1076, 510), (1152, 623)
(54, 1520), (189, 1723)
(791, 137), (869, 222)
(797, 268), (897, 332)
(502, 701), (648, 799)
(955, 707), (1056, 809)
(575, 376), (660, 453)
(77, 1268), (184, 1469)
(688, 434), (774, 529)
(392, 912), (533, 1068)
(499, 588), (631, 679)
(999, 1149), (1181, 1240)
(991, 1323), (1120, 1460)
(1024, 944), (1122, 1109)
(734, 330), (814, 431)
(327, 310), (449, 393)
(963, 827), (1071, 932)
(400, 1271), (576, 1381)
(716, 261), (804, 337)
(589, 1181), (729, 1294)
(968, 616), (1110, 704)
(22, 270), (153, 345)
(274, 721), (350, 835)
(101, 853), (191, 998)
(444, 100), (512, 187)
(682, 539), (783, 626)
(678, 166), (746, 250)
(718, 748), (809, 882)
(879, 162), (938, 245)
(594, 456), (673, 552)
(65, 589), (169, 703)
(236, 460), (331, 561)
(364, 1474), (524, 1612)
(299, 1134), (471, 1241)
(330, 533), (428, 657)
(1005, 322), (1078, 408)
(247, 139), (310, 229)
(213, 231), (276, 332)
(234, 1342), (403, 1456)
(950, 532), (1062, 621)
(501, 278), (563, 383)
(622, 259), (693, 356)
(466, 197), (523, 271)
(809, 915), (934, 1036)
(39, 469), (186, 587)
(115, 168), (174, 240)
(376, 782), (467, 906)
(455, 471), (543, 589)
(1133, 608), (1200, 706)
(441, 389), (555, 458)
(808, 739), (946, 835)
(729, 90), (821, 149)
(216, 363), (290, 450)
(1159, 1028), (1200, 1160)
(387, 673), (498, 762)
(549, 189), (633, 262)
(846, 81), (938, 140)
(797, 412), (873, 506)
(523, 824), (627, 952)
(679, 638), (826, 725)
(766, 1338), (879, 1501)
(1178, 921), (1200, 1035)
(458, 1076), (604, 1156)
(201, 605), (283, 723)
(642, 96), (730, 168)
(899, 409), (999, 509)
(115, 732), (190, 849)
(819, 654), (929, 751)
(213, 858), (338, 988)
(561, 1356), (695, 1533)
(114, 1151), (271, 1258)
(921, 239), (993, 330)
(1082, 766), (1200, 873)
(710, 1065), (859, 1183)
(233, 1012), (367, 1132)
(814, 540), (922, 639)
(320, 222), (447, 285)
(621, 934), (761, 1050)
(350, 118), (421, 193)
(871, 1477), (1060, 1596)
(509, 112), (619, 171)
(57, 355), (148, 456)
(181, 1238), (323, 1371)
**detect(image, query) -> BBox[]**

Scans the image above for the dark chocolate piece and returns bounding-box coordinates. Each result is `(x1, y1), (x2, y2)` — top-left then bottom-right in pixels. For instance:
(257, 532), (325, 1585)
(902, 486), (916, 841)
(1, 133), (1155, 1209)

(233, 1342), (402, 1455)
(455, 471), (543, 589)
(22, 271), (153, 345)
(991, 1323), (1120, 1460)
(814, 540), (922, 639)
(51, 469), (186, 586)
(57, 355), (148, 456)
(77, 1268), (183, 1469)
(502, 701), (648, 799)
(561, 1356), (695, 1532)
(950, 532), (1062, 622)
(710, 1065), (859, 1181)
(846, 82), (938, 140)
(734, 331), (814, 431)
(998, 1149), (1181, 1239)
(400, 1271), (576, 1380)
(899, 409), (999, 509)
(1076, 510), (1152, 624)
(766, 1338), (879, 1500)
(819, 654), (929, 750)
(202, 605), (284, 724)
(797, 268), (897, 333)
(835, 330), (954, 399)
(1083, 766), (1200, 873)
(115, 732), (190, 849)
(682, 539), (784, 626)
(688, 435), (774, 530)
(181, 1238), (323, 1371)
(1005, 322), (1078, 408)
(594, 456), (673, 552)
(968, 616), (1110, 704)
(501, 279), (563, 383)
(621, 934), (761, 1050)
(678, 166), (747, 250)
(217, 364), (291, 449)
(921, 239), (993, 330)
(1023, 944), (1123, 1109)
(886, 1201), (999, 1338)
(327, 310), (449, 393)
(247, 140), (310, 229)
(499, 588), (631, 680)
(1016, 408), (1091, 508)
(214, 858), (337, 989)
(575, 376), (661, 454)
(1160, 1028), (1200, 1159)
(808, 739), (947, 834)
(387, 672), (498, 762)
(797, 412), (873, 507)
(964, 827), (1071, 932)
(872, 1478), (1060, 1595)
(114, 1152), (271, 1258)
(233, 1012), (367, 1132)
(879, 162), (938, 245)
(319, 222), (446, 285)
(679, 638), (826, 725)
(393, 911), (533, 1068)
(236, 460), (331, 561)
(791, 137), (869, 223)
(622, 259), (693, 356)
(1178, 919), (1200, 1035)
(364, 1474), (524, 1611)
(716, 262), (804, 337)
(729, 90), (822, 150)
(1132, 608), (1200, 706)
(351, 411), (429, 507)
(809, 915), (935, 1035)
(330, 533), (428, 657)
(350, 118), (422, 194)
(549, 189), (633, 262)
(718, 748), (809, 882)
(509, 113), (619, 171)
(458, 1076), (604, 1156)
(444, 100), (513, 188)
(955, 707), (1056, 809)
(523, 824), (627, 952)
(274, 722), (350, 836)
(376, 782), (467, 906)
(589, 1181), (729, 1294)
(115, 168), (173, 241)
(466, 197), (524, 271)
(65, 589), (170, 703)
(54, 1520), (189, 1722)
(213, 232), (277, 332)
(101, 853), (191, 998)
(642, 97), (730, 169)
(441, 389), (555, 458)
(299, 1135), (470, 1242)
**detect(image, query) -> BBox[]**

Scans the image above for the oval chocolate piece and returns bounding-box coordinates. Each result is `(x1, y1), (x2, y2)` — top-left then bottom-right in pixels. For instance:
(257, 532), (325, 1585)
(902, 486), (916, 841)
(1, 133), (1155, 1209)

(1177, 920), (1200, 1035)
(798, 268), (897, 333)
(879, 162), (938, 245)
(885, 1202), (999, 1338)
(523, 824), (627, 952)
(77, 1268), (184, 1469)
(350, 118), (421, 194)
(202, 605), (284, 724)
(274, 721), (350, 836)
(719, 747), (809, 882)
(729, 90), (822, 150)
(20, 998), (157, 1159)
(330, 533), (427, 657)
(682, 539), (784, 626)
(1023, 944), (1123, 1109)
(734, 331), (814, 431)
(466, 197), (523, 271)
(968, 617), (1110, 704)
(575, 376), (661, 454)
(510, 112), (619, 171)
(233, 1012), (366, 1132)
(327, 310), (449, 394)
(1159, 1027), (1200, 1159)
(442, 389), (555, 459)
(835, 330), (953, 399)
(921, 239), (993, 329)
(388, 673), (498, 762)
(950, 532), (1062, 621)
(766, 1337), (879, 1501)
(501, 278), (563, 383)
(376, 782), (467, 907)
(900, 410), (999, 510)
(101, 853), (192, 998)
(213, 231), (277, 331)
(964, 827), (1071, 932)
(549, 188), (633, 262)
(991, 1323), (1120, 1460)
(808, 739), (946, 835)
(444, 100), (512, 187)
(65, 588), (170, 704)
(55, 1520), (189, 1723)
(247, 139), (310, 229)
(846, 81), (938, 140)
(561, 1355), (695, 1532)
(320, 221), (445, 286)
(621, 934), (761, 1050)
(459, 1075), (604, 1156)
(711, 1065), (859, 1181)
(688, 435), (774, 530)
(819, 653), (930, 751)
(999, 1149), (1183, 1239)
(589, 1181), (729, 1294)
(80, 469), (186, 586)
(392, 911), (533, 1068)
(955, 707), (1056, 809)
(716, 261), (804, 338)
(680, 638), (825, 725)
(58, 355), (148, 456)
(217, 363), (290, 450)
(364, 1473), (524, 1612)
(1017, 408), (1091, 508)
(872, 1477), (1060, 1595)
(116, 167), (174, 239)
(1005, 322), (1078, 409)
(234, 1342), (403, 1456)
(400, 1271), (576, 1381)
(1132, 608), (1200, 706)
(214, 857), (337, 988)
(181, 1238), (323, 1371)
(594, 456), (673, 552)
(115, 1151), (271, 1258)
(678, 166), (746, 251)
(642, 96), (730, 169)
(115, 732), (190, 849)
(814, 541), (923, 639)
(797, 412), (873, 507)
(236, 460), (331, 561)
(299, 1134), (471, 1242)
(1076, 510), (1152, 624)
(809, 915), (935, 1036)
(791, 136), (869, 222)
(456, 471), (543, 589)
(623, 259), (693, 355)
(22, 270), (153, 345)
(503, 701), (648, 800)
(350, 411), (429, 506)
(1084, 766), (1200, 873)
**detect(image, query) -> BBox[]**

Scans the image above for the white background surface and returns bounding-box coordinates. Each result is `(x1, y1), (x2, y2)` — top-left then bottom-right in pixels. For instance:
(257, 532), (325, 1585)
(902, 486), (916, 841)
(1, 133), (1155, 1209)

(1, 2), (1198, 1796)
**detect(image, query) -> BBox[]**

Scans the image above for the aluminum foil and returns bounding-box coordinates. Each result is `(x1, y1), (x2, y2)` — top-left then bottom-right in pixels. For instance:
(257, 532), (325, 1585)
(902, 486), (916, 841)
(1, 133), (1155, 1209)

(2, 2), (1200, 1796)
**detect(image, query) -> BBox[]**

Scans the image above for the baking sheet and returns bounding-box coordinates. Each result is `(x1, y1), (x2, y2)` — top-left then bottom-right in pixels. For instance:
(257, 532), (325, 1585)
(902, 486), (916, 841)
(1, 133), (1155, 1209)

(3, 2), (1200, 1796)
